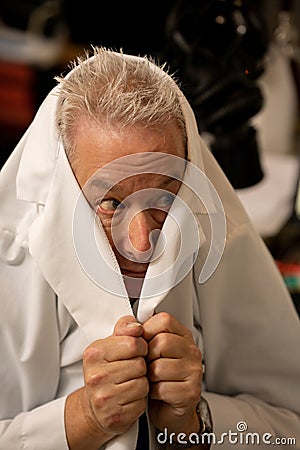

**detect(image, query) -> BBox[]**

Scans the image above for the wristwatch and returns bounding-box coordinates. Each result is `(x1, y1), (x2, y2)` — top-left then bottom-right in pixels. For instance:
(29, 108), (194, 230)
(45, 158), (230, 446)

(168, 397), (213, 449)
(197, 396), (213, 434)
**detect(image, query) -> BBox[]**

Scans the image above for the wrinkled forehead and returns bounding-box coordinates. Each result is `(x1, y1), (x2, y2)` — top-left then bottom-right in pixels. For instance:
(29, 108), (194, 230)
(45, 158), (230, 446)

(83, 152), (187, 193)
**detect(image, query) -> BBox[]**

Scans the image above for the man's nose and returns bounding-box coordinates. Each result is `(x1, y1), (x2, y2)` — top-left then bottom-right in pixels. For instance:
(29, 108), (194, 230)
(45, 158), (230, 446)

(128, 210), (158, 256)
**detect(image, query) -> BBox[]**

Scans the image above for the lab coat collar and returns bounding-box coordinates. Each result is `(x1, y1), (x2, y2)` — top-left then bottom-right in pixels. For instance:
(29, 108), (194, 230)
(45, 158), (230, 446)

(16, 86), (60, 205)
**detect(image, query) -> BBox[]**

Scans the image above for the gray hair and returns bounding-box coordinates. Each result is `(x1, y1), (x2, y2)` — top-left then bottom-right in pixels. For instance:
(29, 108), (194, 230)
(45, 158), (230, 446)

(55, 46), (186, 160)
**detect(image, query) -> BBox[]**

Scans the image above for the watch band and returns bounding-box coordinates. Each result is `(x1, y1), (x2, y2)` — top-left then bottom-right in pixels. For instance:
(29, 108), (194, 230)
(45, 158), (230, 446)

(163, 397), (213, 449)
(197, 396), (213, 434)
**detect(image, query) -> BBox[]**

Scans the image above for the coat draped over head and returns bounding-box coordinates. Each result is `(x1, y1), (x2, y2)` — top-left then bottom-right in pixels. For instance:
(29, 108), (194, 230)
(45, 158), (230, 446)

(0, 51), (299, 449)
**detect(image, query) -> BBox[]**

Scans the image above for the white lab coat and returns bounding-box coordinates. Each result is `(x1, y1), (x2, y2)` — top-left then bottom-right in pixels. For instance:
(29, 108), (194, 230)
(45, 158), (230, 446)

(0, 54), (299, 450)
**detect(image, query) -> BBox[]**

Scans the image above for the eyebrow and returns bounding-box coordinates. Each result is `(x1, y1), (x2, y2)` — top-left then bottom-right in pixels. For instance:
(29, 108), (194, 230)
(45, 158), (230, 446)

(88, 174), (181, 194)
(89, 178), (115, 191)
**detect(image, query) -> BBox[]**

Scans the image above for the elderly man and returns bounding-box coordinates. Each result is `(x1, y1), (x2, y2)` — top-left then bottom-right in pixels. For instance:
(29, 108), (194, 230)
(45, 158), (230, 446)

(0, 47), (299, 450)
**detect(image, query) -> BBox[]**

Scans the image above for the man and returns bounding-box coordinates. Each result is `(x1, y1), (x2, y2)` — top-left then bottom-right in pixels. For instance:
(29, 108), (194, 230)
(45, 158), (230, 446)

(0, 47), (299, 449)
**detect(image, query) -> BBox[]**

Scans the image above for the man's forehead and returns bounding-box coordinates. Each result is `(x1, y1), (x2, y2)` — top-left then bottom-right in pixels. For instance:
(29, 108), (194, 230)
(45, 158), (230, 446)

(102, 151), (185, 170)
(84, 152), (186, 191)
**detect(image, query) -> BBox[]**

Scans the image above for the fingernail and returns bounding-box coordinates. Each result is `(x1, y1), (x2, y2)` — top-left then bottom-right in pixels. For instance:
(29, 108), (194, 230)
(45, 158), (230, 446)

(127, 322), (143, 328)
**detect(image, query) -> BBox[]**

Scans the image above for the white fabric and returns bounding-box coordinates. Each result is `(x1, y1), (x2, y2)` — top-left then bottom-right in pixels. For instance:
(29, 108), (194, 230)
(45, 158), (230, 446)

(236, 152), (299, 237)
(0, 53), (300, 450)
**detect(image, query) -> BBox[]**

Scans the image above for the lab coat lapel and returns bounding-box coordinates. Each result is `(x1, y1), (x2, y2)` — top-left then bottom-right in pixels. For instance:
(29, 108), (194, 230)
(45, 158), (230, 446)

(26, 146), (156, 450)
(28, 146), (132, 343)
(137, 198), (201, 327)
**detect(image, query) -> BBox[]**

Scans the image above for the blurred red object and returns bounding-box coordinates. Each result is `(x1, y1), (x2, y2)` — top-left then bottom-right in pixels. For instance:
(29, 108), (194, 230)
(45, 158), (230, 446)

(276, 259), (300, 293)
(0, 60), (36, 166)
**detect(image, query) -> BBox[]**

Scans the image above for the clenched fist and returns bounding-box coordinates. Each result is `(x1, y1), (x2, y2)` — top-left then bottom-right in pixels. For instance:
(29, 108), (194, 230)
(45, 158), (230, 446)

(65, 316), (149, 450)
(65, 313), (204, 450)
(143, 312), (204, 436)
(82, 315), (149, 437)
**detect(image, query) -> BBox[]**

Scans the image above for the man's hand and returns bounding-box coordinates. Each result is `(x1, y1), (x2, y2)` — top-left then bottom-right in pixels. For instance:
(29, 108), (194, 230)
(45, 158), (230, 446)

(65, 313), (204, 449)
(65, 315), (149, 449)
(143, 312), (204, 436)
(81, 315), (149, 437)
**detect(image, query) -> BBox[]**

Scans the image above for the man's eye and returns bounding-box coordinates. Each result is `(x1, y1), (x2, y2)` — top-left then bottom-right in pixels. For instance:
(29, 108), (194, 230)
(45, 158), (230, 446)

(97, 199), (123, 214)
(152, 192), (175, 210)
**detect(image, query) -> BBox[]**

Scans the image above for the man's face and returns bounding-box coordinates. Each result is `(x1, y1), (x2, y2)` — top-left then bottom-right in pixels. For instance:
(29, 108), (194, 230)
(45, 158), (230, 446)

(71, 118), (186, 290)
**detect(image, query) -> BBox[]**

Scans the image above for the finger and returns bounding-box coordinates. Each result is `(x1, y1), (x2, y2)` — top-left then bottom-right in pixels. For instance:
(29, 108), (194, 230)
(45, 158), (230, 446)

(149, 380), (201, 407)
(115, 357), (147, 384)
(142, 312), (191, 342)
(149, 380), (184, 403)
(147, 333), (187, 361)
(83, 335), (148, 364)
(93, 392), (148, 436)
(114, 315), (144, 338)
(147, 333), (202, 365)
(147, 358), (190, 382)
(84, 357), (147, 386)
(148, 355), (203, 384)
(117, 377), (150, 406)
(94, 376), (149, 409)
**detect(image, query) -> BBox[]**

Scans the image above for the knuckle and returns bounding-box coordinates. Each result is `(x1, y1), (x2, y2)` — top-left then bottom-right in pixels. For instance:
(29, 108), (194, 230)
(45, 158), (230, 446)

(93, 389), (112, 409)
(158, 312), (172, 330)
(85, 369), (107, 387)
(126, 337), (139, 354)
(139, 338), (148, 356)
(188, 353), (203, 381)
(155, 332), (170, 350)
(137, 376), (149, 396)
(156, 381), (167, 399)
(189, 344), (202, 361)
(83, 345), (97, 363)
(151, 359), (162, 380)
(136, 357), (147, 375)
(126, 336), (147, 357)
(101, 408), (123, 431)
(186, 377), (202, 403)
(83, 342), (104, 364)
(143, 377), (150, 395)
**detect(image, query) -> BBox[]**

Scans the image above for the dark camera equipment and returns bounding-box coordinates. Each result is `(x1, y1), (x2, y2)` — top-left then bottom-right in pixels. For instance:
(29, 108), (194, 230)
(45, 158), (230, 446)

(164, 0), (270, 189)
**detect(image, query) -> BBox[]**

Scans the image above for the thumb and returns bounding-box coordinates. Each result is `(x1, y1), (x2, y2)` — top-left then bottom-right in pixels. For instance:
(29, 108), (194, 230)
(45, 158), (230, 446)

(113, 315), (144, 337)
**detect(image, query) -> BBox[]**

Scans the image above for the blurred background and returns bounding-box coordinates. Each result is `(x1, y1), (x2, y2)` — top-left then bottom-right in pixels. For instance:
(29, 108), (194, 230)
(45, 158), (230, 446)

(0, 0), (300, 314)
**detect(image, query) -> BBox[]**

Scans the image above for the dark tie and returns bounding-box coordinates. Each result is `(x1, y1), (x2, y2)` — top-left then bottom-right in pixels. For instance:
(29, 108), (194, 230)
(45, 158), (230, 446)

(136, 412), (149, 449)
(129, 299), (149, 449)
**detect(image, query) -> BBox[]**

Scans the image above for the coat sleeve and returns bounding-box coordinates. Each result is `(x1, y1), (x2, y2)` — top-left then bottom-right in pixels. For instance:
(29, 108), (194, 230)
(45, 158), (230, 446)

(195, 218), (300, 449)
(0, 397), (69, 450)
(202, 391), (300, 448)
(0, 241), (71, 450)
